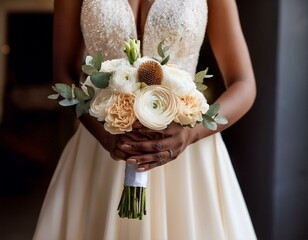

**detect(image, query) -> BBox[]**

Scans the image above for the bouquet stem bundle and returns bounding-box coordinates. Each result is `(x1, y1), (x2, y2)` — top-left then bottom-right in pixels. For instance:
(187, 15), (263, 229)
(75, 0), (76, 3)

(117, 163), (148, 220)
(117, 186), (146, 220)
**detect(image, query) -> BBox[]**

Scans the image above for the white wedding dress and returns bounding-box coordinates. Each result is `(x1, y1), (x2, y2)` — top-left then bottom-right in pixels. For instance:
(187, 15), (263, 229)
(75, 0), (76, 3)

(34, 0), (257, 239)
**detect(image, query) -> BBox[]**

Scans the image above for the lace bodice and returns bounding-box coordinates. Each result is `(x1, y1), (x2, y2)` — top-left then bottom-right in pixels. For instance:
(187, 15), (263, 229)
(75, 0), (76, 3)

(81, 0), (208, 75)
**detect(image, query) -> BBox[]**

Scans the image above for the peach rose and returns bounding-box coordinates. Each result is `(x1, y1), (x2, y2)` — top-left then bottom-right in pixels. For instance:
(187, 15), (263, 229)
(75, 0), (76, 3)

(104, 92), (136, 134)
(175, 90), (209, 127)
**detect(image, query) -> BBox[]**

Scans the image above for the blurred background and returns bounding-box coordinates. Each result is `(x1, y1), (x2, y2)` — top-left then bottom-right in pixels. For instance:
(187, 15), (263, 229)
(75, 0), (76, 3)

(0, 0), (307, 239)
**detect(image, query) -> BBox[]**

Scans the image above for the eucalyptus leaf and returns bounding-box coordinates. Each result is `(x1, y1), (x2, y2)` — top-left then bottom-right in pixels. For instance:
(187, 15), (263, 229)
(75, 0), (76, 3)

(55, 83), (72, 99)
(195, 68), (209, 83)
(161, 55), (170, 65)
(51, 85), (58, 92)
(206, 103), (220, 117)
(85, 85), (95, 98)
(74, 87), (91, 101)
(59, 98), (79, 107)
(82, 65), (98, 75)
(47, 93), (59, 100)
(157, 41), (165, 58)
(163, 46), (170, 53)
(202, 115), (217, 131)
(76, 101), (90, 118)
(214, 115), (228, 125)
(92, 52), (104, 71)
(90, 71), (112, 88)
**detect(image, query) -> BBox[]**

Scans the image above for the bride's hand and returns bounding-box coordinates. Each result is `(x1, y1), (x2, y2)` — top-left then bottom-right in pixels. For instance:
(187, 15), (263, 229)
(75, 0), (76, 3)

(120, 121), (196, 171)
(103, 130), (150, 161)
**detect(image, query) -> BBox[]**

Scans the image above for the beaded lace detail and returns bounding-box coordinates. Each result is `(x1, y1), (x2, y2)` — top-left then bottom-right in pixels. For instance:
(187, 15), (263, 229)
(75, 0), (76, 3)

(81, 0), (208, 75)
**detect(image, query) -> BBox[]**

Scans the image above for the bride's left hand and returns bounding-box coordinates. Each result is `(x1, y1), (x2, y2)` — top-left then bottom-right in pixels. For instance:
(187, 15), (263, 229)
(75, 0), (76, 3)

(120, 121), (196, 171)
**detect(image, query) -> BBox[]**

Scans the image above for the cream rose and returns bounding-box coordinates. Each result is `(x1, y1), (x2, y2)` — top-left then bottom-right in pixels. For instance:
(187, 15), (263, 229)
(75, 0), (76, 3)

(100, 59), (129, 72)
(89, 88), (114, 121)
(109, 65), (140, 93)
(175, 90), (209, 127)
(161, 65), (196, 97)
(104, 92), (136, 134)
(134, 85), (179, 130)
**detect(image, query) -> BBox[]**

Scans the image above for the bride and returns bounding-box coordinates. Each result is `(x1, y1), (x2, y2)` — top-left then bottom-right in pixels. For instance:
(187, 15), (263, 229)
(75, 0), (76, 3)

(34, 0), (257, 239)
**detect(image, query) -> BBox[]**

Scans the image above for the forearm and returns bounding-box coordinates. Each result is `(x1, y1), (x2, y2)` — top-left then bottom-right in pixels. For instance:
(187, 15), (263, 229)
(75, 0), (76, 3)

(191, 77), (256, 143)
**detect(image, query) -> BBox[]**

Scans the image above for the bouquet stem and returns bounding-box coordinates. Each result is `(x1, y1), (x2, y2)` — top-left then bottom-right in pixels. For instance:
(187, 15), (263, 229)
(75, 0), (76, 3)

(117, 186), (146, 220)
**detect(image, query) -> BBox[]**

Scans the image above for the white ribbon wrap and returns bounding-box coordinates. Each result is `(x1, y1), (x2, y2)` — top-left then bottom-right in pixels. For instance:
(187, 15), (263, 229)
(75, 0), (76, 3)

(124, 163), (148, 187)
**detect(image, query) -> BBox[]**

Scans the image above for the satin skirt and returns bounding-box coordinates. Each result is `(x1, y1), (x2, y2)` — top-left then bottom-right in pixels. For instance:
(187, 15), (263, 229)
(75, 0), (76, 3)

(33, 124), (256, 240)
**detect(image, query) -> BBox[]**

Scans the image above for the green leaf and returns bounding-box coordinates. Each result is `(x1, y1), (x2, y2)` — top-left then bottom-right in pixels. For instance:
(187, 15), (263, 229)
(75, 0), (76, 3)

(85, 85), (95, 98)
(51, 85), (58, 92)
(76, 101), (90, 118)
(157, 41), (165, 58)
(161, 55), (170, 65)
(140, 82), (148, 88)
(92, 52), (104, 71)
(163, 46), (170, 53)
(202, 115), (217, 131)
(82, 65), (98, 75)
(74, 87), (91, 101)
(196, 83), (208, 93)
(90, 72), (112, 88)
(195, 68), (209, 83)
(206, 103), (220, 117)
(48, 93), (59, 99)
(214, 115), (228, 125)
(55, 83), (73, 98)
(59, 98), (79, 107)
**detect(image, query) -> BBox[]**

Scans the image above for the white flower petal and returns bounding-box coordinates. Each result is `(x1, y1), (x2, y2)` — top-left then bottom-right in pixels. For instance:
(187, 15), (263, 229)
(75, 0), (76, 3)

(134, 85), (179, 130)
(162, 65), (196, 97)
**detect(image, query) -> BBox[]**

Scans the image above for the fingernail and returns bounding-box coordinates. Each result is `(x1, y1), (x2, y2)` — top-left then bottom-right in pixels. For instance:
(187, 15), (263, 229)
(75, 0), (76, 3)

(137, 167), (146, 172)
(127, 158), (136, 164)
(121, 144), (131, 149)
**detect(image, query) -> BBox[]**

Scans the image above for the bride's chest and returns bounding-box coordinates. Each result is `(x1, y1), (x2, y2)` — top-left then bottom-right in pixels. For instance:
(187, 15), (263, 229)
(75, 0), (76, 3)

(81, 0), (208, 60)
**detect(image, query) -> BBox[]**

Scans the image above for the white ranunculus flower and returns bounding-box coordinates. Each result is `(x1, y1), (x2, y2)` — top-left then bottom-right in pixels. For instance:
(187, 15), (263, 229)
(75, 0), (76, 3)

(89, 88), (114, 121)
(133, 56), (158, 68)
(162, 65), (196, 97)
(175, 89), (209, 127)
(134, 85), (180, 130)
(100, 59), (129, 72)
(109, 65), (140, 93)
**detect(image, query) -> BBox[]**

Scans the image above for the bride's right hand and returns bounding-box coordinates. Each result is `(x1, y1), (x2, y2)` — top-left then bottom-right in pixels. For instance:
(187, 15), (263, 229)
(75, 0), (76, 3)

(101, 130), (150, 161)
(79, 113), (152, 161)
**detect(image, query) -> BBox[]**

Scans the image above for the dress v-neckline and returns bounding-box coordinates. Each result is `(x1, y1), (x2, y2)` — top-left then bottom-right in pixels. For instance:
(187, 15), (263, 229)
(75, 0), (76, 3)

(125, 0), (158, 42)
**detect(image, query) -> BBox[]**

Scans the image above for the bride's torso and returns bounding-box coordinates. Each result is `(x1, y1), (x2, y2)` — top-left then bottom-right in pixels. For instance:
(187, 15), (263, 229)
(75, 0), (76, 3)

(80, 0), (208, 75)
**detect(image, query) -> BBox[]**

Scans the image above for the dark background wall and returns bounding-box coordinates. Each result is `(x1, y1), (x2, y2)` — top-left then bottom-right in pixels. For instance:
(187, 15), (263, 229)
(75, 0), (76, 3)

(274, 0), (308, 239)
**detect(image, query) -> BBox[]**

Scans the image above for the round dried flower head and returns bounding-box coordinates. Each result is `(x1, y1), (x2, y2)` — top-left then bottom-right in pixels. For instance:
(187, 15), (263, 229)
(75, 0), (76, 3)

(137, 60), (163, 85)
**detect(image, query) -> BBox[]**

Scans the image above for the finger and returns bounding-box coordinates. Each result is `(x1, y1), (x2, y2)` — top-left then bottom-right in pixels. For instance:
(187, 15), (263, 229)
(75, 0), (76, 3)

(125, 132), (150, 141)
(121, 138), (169, 152)
(127, 149), (171, 165)
(110, 148), (127, 161)
(115, 135), (145, 156)
(134, 150), (175, 171)
(136, 122), (182, 136)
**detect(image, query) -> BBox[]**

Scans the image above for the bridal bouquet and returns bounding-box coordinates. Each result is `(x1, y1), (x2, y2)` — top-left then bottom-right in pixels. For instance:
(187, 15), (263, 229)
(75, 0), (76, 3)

(48, 39), (227, 220)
